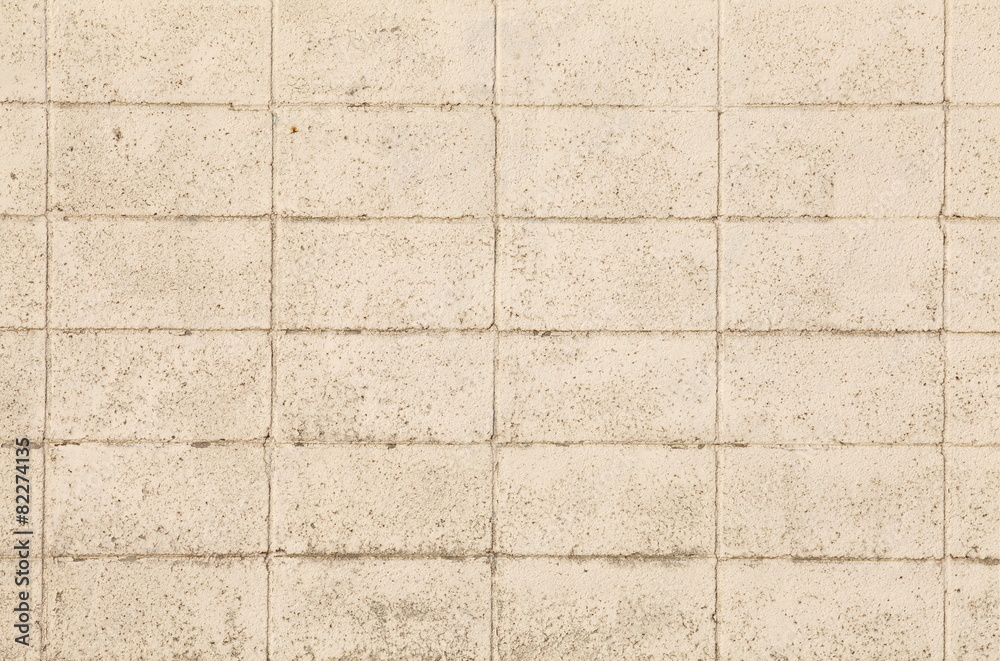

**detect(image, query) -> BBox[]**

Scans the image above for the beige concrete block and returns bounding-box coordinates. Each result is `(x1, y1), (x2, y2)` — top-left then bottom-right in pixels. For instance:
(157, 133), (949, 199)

(719, 447), (943, 559)
(721, 333), (943, 445)
(275, 219), (492, 330)
(49, 0), (269, 104)
(0, 217), (44, 328)
(0, 439), (42, 551)
(47, 443), (267, 556)
(49, 331), (270, 441)
(719, 560), (943, 661)
(722, 108), (944, 217)
(948, 0), (1000, 103)
(722, 0), (943, 104)
(948, 561), (1000, 661)
(0, 0), (44, 102)
(721, 219), (943, 331)
(271, 557), (490, 661)
(273, 444), (491, 554)
(0, 557), (40, 659)
(495, 446), (714, 556)
(949, 108), (1000, 218)
(0, 105), (45, 216)
(46, 557), (266, 661)
(947, 221), (1000, 331)
(497, 332), (715, 443)
(276, 332), (492, 442)
(50, 218), (270, 329)
(275, 107), (493, 218)
(50, 106), (270, 216)
(0, 332), (44, 441)
(496, 558), (715, 661)
(496, 0), (716, 106)
(498, 108), (717, 219)
(275, 0), (493, 104)
(947, 334), (1000, 445)
(497, 219), (716, 331)
(947, 447), (1000, 559)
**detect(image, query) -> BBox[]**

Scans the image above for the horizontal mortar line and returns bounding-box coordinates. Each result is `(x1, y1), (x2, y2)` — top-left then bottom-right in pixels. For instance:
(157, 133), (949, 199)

(721, 102), (949, 109)
(42, 438), (271, 446)
(34, 439), (1000, 449)
(37, 213), (954, 223)
(272, 441), (985, 449)
(15, 327), (1000, 334)
(27, 328), (968, 335)
(37, 552), (974, 562)
(279, 102), (724, 110)
(277, 215), (715, 223)
(732, 101), (1000, 109)
(5, 100), (708, 110)
(43, 439), (268, 447)
(44, 214), (275, 221)
(274, 215), (716, 222)
(14, 100), (1000, 110)
(716, 214), (946, 221)
(18, 213), (999, 222)
(40, 100), (271, 109)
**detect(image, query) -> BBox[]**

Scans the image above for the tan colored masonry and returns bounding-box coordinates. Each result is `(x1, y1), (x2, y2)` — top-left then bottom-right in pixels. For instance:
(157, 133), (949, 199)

(1, 0), (1000, 659)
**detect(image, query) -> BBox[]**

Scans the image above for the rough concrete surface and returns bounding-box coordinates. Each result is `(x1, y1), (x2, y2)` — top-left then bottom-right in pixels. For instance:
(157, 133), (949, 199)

(0, 0), (997, 659)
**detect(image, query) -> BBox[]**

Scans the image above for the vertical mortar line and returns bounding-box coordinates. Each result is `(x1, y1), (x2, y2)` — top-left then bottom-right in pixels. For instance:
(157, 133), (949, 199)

(267, 0), (276, 658)
(714, 2), (722, 660)
(941, 1), (949, 657)
(490, 2), (499, 659)
(41, 0), (50, 656)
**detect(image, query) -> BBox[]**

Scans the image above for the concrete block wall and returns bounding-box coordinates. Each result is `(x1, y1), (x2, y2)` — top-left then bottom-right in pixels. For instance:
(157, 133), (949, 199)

(1, 0), (999, 658)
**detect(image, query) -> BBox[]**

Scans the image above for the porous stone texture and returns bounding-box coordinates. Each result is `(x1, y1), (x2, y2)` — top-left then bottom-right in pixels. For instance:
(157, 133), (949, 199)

(946, 447), (1000, 559)
(497, 332), (716, 443)
(48, 0), (270, 104)
(275, 218), (493, 330)
(719, 446), (943, 559)
(720, 332), (943, 445)
(275, 107), (494, 218)
(0, 0), (44, 102)
(946, 220), (1000, 332)
(46, 443), (268, 555)
(270, 557), (491, 661)
(495, 558), (715, 661)
(947, 561), (1000, 661)
(722, 108), (943, 217)
(945, 333), (1000, 445)
(48, 331), (270, 441)
(0, 331), (44, 441)
(8, 1), (997, 657)
(275, 0), (494, 104)
(273, 444), (491, 554)
(495, 445), (715, 555)
(275, 331), (493, 443)
(497, 107), (717, 218)
(0, 104), (45, 215)
(721, 0), (943, 104)
(718, 560), (944, 661)
(0, 217), (45, 328)
(946, 333), (1000, 445)
(50, 217), (271, 329)
(497, 219), (716, 331)
(496, 0), (717, 106)
(45, 557), (267, 660)
(49, 106), (271, 216)
(948, 0), (1000, 103)
(948, 107), (1000, 218)
(721, 218), (943, 331)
